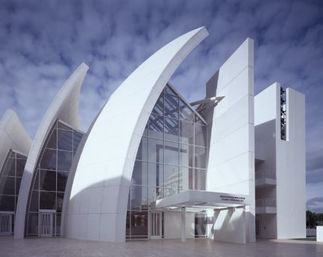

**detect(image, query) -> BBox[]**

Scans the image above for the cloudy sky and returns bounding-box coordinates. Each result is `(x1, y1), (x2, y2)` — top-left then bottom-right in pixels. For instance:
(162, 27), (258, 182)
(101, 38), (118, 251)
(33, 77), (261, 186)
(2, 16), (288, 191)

(0, 0), (322, 212)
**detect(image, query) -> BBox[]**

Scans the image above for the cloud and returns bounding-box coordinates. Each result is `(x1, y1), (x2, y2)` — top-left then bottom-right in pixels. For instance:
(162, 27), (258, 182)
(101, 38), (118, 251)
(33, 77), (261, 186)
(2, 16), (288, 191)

(0, 0), (323, 210)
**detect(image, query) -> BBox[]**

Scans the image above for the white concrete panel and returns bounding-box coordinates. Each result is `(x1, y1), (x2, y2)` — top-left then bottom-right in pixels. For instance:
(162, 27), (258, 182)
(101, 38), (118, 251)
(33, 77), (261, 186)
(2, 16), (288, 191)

(254, 83), (279, 126)
(211, 208), (246, 244)
(0, 110), (31, 172)
(276, 88), (306, 239)
(14, 63), (88, 239)
(164, 212), (195, 239)
(66, 28), (208, 242)
(206, 38), (255, 242)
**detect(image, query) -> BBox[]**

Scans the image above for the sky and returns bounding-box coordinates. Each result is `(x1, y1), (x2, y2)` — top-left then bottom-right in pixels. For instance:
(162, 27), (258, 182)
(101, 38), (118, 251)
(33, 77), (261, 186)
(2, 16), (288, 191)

(0, 0), (322, 212)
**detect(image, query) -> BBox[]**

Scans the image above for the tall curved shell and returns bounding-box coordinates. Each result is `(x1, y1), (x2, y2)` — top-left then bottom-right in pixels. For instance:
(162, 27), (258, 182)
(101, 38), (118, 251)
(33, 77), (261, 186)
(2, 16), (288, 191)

(66, 27), (208, 241)
(0, 109), (31, 171)
(14, 63), (89, 239)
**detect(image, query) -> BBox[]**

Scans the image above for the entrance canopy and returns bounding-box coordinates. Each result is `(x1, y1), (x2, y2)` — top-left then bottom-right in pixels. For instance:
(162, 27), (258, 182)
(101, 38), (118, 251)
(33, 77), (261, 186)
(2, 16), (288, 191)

(156, 190), (250, 210)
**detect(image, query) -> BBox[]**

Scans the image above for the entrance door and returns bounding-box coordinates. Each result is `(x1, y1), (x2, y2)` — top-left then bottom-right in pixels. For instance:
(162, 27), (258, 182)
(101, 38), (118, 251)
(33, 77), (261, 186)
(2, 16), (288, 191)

(39, 210), (55, 237)
(0, 212), (13, 235)
(150, 212), (162, 239)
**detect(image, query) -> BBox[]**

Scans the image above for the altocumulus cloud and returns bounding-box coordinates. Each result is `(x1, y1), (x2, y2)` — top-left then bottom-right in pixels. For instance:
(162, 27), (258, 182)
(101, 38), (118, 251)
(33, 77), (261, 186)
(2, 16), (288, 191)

(0, 0), (323, 211)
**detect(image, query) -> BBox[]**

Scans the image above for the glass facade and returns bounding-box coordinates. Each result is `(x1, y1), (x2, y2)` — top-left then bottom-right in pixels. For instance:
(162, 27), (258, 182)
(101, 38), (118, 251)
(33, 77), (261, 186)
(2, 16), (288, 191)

(0, 150), (27, 213)
(126, 85), (208, 240)
(25, 120), (83, 237)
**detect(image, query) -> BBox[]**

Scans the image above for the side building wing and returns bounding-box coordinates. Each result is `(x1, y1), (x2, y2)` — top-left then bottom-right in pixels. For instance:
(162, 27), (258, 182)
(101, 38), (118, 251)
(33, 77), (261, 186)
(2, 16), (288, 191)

(14, 63), (88, 239)
(66, 27), (208, 242)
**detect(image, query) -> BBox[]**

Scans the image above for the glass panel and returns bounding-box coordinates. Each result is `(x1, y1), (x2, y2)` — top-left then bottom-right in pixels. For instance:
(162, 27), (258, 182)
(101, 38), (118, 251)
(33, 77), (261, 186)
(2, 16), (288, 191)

(147, 120), (164, 139)
(164, 165), (179, 196)
(15, 178), (22, 194)
(195, 123), (207, 146)
(126, 211), (131, 239)
(57, 171), (68, 192)
(129, 185), (148, 210)
(40, 149), (56, 171)
(179, 99), (194, 121)
(1, 157), (15, 176)
(164, 142), (179, 166)
(179, 119), (194, 145)
(56, 213), (62, 236)
(179, 144), (190, 167)
(58, 129), (73, 151)
(73, 131), (83, 150)
(195, 147), (207, 169)
(132, 161), (147, 186)
(148, 162), (163, 189)
(27, 213), (38, 235)
(46, 128), (57, 149)
(164, 90), (178, 119)
(16, 158), (26, 177)
(0, 177), (15, 195)
(29, 191), (39, 211)
(179, 166), (189, 191)
(129, 211), (148, 238)
(57, 150), (73, 171)
(40, 192), (56, 209)
(0, 195), (15, 211)
(56, 193), (64, 212)
(194, 169), (206, 190)
(151, 94), (163, 120)
(147, 138), (163, 163)
(136, 138), (148, 161)
(39, 170), (56, 191)
(164, 117), (179, 142)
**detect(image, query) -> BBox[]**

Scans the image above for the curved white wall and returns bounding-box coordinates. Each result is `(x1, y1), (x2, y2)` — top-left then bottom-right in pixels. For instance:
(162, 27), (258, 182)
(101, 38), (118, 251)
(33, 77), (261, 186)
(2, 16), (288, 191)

(66, 27), (208, 242)
(0, 109), (31, 171)
(14, 63), (88, 239)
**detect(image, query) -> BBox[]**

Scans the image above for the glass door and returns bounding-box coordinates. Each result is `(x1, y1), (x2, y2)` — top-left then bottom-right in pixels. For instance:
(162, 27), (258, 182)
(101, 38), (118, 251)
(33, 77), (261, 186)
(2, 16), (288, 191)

(150, 212), (162, 239)
(39, 210), (55, 237)
(0, 212), (13, 235)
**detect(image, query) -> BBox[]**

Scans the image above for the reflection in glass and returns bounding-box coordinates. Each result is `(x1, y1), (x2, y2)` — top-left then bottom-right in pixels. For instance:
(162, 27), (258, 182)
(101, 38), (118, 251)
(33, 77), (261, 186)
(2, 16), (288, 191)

(127, 84), (208, 240)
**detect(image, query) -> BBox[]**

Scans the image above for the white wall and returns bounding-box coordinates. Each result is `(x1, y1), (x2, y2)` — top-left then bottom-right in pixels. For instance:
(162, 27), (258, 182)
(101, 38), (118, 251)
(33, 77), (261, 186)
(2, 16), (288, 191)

(276, 88), (306, 239)
(254, 83), (306, 239)
(164, 212), (195, 239)
(210, 208), (246, 244)
(206, 38), (255, 243)
(0, 110), (31, 171)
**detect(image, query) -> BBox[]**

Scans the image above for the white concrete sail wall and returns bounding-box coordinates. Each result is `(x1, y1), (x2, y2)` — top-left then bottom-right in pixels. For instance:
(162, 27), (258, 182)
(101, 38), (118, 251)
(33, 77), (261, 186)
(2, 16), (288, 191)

(206, 38), (255, 242)
(14, 63), (88, 239)
(0, 110), (31, 171)
(66, 27), (208, 242)
(276, 88), (306, 239)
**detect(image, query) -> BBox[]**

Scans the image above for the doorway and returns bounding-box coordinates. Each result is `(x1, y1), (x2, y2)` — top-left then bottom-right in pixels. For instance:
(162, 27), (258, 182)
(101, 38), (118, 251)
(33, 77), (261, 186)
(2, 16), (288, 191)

(150, 212), (162, 239)
(39, 210), (55, 237)
(0, 212), (14, 235)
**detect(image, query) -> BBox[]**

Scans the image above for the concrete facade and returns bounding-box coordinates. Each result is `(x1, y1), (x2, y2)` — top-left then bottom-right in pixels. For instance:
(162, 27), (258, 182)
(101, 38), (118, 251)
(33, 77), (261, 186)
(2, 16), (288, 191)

(254, 82), (306, 239)
(0, 27), (306, 244)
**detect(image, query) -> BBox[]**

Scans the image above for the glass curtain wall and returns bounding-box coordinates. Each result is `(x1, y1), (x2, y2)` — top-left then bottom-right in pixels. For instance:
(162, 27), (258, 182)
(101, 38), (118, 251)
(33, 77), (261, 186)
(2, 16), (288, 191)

(25, 120), (83, 237)
(126, 85), (207, 240)
(0, 150), (27, 212)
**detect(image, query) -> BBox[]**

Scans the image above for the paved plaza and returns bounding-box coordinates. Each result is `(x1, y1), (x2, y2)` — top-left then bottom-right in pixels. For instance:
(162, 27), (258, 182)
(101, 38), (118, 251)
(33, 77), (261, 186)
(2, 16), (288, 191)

(0, 238), (322, 257)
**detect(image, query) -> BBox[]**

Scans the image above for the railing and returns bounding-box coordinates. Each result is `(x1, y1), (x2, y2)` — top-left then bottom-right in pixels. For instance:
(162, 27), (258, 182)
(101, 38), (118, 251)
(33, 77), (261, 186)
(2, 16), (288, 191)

(256, 198), (276, 207)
